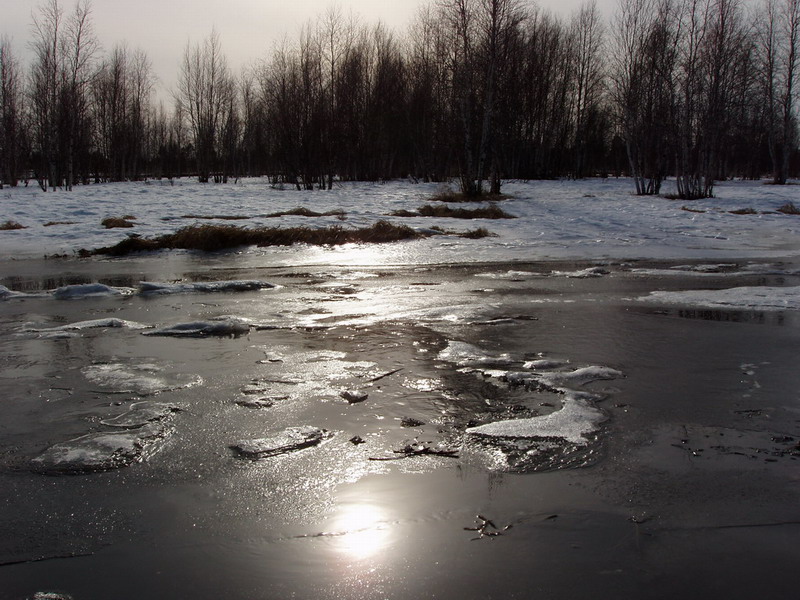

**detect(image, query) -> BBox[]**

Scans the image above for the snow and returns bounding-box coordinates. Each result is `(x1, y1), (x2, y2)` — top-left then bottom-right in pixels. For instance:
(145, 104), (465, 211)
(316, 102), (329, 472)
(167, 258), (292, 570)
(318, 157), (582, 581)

(1, 177), (799, 263)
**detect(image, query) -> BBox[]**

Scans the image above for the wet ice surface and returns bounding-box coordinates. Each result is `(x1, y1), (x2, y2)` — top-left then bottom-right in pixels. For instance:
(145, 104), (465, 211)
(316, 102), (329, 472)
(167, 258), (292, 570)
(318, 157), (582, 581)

(2, 257), (800, 599)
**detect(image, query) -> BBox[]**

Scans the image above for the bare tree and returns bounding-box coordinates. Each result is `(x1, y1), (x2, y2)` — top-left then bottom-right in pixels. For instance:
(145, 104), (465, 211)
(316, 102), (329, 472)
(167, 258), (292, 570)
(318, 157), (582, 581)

(611, 0), (678, 194)
(759, 0), (799, 184)
(177, 29), (235, 182)
(569, 1), (606, 179)
(0, 37), (26, 188)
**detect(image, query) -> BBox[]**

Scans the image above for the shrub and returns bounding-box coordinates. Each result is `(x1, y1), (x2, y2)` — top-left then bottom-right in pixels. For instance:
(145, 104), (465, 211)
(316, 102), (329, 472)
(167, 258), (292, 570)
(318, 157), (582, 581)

(0, 220), (26, 230)
(777, 202), (800, 215)
(102, 216), (136, 228)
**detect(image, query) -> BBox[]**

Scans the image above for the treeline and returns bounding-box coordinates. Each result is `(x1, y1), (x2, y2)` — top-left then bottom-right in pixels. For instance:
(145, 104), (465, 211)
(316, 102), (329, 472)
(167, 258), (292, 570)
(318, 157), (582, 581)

(0, 0), (798, 198)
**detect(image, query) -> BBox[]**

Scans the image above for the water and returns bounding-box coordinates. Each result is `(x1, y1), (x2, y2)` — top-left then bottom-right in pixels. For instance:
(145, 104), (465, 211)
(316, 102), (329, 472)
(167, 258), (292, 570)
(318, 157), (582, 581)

(1, 256), (799, 599)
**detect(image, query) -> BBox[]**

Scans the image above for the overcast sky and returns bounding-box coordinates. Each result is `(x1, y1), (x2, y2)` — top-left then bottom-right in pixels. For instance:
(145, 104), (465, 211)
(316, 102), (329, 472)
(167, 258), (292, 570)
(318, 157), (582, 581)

(1, 0), (605, 102)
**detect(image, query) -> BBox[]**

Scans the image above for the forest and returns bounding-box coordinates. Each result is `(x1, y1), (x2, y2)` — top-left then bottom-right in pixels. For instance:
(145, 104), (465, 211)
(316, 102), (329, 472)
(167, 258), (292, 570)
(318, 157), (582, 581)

(0, 0), (798, 199)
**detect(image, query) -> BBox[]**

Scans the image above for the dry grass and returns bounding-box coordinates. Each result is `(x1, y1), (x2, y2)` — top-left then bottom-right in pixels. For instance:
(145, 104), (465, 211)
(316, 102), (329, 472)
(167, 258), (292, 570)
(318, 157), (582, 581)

(430, 190), (510, 203)
(459, 227), (495, 239)
(0, 220), (26, 230)
(166, 207), (346, 220)
(102, 216), (136, 228)
(392, 204), (515, 219)
(85, 220), (424, 256)
(777, 202), (800, 215)
(178, 214), (252, 221)
(264, 207), (346, 218)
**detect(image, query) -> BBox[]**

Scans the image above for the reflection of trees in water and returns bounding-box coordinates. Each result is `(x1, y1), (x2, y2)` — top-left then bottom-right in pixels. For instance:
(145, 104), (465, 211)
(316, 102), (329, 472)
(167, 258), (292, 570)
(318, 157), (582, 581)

(677, 309), (786, 325)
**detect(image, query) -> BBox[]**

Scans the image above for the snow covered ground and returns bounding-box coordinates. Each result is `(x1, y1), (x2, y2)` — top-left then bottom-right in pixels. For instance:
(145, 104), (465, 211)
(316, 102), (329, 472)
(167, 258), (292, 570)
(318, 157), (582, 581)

(1, 177), (799, 263)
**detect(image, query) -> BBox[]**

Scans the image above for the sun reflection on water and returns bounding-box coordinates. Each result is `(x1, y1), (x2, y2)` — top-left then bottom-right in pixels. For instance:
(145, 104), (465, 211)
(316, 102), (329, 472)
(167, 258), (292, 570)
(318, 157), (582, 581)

(331, 503), (391, 561)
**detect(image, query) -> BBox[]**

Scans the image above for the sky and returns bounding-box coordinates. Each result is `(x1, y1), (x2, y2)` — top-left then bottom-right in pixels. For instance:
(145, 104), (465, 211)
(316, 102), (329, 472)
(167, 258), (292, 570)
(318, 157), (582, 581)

(1, 0), (606, 102)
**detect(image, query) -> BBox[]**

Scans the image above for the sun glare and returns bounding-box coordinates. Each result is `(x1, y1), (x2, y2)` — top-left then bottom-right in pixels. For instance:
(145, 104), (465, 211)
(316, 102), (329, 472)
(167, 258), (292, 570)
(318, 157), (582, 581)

(332, 503), (390, 561)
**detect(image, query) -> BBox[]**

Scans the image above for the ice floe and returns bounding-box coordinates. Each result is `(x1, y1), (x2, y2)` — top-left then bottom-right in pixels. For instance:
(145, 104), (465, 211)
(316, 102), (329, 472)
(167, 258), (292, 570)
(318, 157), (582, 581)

(522, 358), (569, 370)
(466, 394), (606, 444)
(550, 266), (610, 278)
(464, 394), (608, 472)
(511, 366), (625, 392)
(31, 422), (169, 474)
(30, 318), (150, 333)
(100, 401), (181, 428)
(637, 285), (800, 310)
(52, 283), (135, 299)
(437, 341), (513, 367)
(142, 318), (251, 337)
(230, 426), (329, 459)
(138, 279), (276, 295)
(83, 363), (202, 395)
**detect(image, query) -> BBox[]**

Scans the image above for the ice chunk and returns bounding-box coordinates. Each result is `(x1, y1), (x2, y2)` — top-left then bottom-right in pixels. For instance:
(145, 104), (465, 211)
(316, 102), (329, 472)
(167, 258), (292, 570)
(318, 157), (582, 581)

(100, 401), (181, 427)
(83, 363), (202, 395)
(535, 366), (624, 389)
(523, 358), (568, 370)
(231, 426), (329, 459)
(32, 318), (150, 332)
(138, 280), (275, 295)
(637, 286), (800, 310)
(142, 318), (250, 337)
(438, 341), (513, 367)
(52, 283), (134, 299)
(31, 422), (169, 474)
(551, 266), (609, 278)
(466, 395), (606, 444)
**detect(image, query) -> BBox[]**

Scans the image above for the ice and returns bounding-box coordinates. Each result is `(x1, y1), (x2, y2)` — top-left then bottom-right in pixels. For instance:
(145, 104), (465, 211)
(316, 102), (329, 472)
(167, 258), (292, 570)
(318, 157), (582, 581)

(437, 341), (513, 367)
(100, 401), (181, 427)
(138, 280), (276, 295)
(523, 358), (569, 370)
(530, 366), (625, 390)
(551, 266), (610, 278)
(466, 394), (606, 444)
(30, 318), (150, 332)
(230, 426), (329, 459)
(142, 318), (251, 337)
(638, 286), (800, 310)
(83, 363), (202, 395)
(52, 283), (135, 299)
(31, 422), (169, 474)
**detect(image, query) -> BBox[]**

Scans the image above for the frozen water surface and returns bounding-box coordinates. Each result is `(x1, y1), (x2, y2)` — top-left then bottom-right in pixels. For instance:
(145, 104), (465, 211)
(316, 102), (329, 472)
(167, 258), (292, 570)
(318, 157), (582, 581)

(1, 178), (800, 599)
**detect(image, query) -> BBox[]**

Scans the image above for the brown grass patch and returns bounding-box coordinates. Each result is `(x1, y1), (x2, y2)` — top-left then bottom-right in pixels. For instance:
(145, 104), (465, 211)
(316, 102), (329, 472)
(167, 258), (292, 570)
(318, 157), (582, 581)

(430, 190), (509, 203)
(84, 220), (424, 256)
(102, 216), (136, 228)
(0, 220), (27, 230)
(777, 202), (800, 215)
(178, 214), (252, 221)
(459, 227), (495, 239)
(393, 204), (515, 219)
(44, 221), (78, 227)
